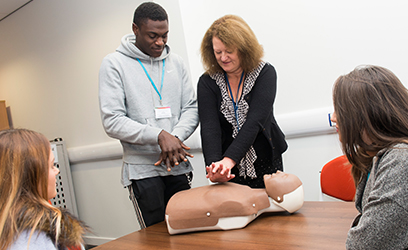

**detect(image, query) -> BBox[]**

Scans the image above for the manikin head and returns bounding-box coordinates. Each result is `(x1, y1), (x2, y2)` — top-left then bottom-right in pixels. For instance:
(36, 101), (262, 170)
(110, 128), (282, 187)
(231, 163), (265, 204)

(264, 171), (303, 203)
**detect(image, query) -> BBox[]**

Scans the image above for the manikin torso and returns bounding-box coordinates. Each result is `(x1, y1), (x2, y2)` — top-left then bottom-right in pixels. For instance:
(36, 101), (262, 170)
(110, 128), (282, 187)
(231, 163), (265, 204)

(165, 171), (304, 234)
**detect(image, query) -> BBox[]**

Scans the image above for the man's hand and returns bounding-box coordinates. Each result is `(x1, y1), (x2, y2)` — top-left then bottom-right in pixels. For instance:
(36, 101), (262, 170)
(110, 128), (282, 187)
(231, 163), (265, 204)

(154, 130), (194, 171)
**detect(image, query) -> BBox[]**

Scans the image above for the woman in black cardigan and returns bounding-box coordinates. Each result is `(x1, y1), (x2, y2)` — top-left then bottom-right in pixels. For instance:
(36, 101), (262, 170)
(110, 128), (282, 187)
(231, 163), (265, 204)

(198, 15), (287, 188)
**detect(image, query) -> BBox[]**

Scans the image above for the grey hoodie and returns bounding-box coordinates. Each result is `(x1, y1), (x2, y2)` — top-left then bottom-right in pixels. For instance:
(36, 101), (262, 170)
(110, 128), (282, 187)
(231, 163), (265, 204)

(99, 34), (198, 186)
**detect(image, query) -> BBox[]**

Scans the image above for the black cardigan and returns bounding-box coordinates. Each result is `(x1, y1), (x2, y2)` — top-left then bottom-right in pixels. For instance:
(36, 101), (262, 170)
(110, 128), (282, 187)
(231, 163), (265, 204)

(197, 63), (287, 166)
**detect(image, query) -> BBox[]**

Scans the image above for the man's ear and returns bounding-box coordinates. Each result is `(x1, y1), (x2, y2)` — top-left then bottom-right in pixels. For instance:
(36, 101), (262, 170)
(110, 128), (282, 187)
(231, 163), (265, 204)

(132, 23), (139, 36)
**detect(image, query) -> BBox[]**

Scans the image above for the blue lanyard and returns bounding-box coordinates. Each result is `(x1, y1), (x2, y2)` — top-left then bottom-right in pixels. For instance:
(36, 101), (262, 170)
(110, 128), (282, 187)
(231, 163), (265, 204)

(226, 71), (245, 131)
(137, 58), (165, 105)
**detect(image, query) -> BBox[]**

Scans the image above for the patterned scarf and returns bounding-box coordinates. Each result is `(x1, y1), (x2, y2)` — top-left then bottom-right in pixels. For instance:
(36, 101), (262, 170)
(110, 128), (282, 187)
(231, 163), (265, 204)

(210, 61), (266, 179)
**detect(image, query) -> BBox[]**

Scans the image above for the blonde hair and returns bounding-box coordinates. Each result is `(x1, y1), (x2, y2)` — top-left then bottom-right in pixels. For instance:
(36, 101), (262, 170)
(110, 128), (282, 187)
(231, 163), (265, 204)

(200, 15), (264, 74)
(0, 129), (62, 250)
(333, 65), (408, 184)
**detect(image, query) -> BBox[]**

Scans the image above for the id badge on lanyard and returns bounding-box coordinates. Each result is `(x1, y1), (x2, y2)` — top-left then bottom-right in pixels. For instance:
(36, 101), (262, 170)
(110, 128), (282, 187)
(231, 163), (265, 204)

(137, 58), (172, 119)
(155, 106), (172, 119)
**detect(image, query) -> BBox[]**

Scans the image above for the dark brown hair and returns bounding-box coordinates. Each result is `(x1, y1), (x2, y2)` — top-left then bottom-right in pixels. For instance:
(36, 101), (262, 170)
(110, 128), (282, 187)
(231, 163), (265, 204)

(333, 65), (408, 184)
(133, 2), (168, 26)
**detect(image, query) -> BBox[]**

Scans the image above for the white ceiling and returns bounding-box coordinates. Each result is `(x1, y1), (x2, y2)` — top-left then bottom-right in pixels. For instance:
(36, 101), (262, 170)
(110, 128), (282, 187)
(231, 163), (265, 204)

(0, 0), (32, 21)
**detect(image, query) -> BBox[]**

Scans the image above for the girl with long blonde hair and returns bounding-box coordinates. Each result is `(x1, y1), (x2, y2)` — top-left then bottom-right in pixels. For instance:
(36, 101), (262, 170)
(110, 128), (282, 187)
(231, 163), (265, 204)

(0, 129), (86, 250)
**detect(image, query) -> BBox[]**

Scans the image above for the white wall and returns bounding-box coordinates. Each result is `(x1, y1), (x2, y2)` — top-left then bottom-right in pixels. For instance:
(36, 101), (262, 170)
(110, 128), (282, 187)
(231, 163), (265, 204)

(0, 0), (193, 244)
(179, 0), (408, 115)
(0, 0), (189, 148)
(1, 0), (408, 245)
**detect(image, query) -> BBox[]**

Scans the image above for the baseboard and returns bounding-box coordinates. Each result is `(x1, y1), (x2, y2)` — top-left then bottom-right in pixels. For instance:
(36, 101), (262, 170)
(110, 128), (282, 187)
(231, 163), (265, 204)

(83, 235), (116, 246)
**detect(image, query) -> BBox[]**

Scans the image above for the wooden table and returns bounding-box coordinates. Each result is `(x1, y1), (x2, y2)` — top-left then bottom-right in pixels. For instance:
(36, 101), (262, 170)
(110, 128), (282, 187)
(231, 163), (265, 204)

(93, 201), (357, 250)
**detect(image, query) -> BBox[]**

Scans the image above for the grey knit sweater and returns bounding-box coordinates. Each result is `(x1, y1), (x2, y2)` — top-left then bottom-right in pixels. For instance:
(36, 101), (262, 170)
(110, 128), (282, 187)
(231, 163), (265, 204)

(346, 143), (408, 249)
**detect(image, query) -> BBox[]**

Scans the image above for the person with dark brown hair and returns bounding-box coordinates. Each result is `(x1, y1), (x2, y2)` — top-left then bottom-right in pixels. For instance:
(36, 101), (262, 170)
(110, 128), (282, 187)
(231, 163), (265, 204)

(331, 65), (408, 249)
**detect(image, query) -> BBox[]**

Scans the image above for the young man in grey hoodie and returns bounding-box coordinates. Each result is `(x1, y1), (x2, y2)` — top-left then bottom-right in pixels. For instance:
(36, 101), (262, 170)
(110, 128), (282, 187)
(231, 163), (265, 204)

(99, 2), (198, 229)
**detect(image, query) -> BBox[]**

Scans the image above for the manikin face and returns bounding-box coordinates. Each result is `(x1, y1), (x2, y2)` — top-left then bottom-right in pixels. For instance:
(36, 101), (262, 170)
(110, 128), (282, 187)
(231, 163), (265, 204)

(212, 36), (242, 74)
(264, 171), (302, 202)
(133, 19), (169, 58)
(266, 171), (292, 186)
(48, 148), (59, 200)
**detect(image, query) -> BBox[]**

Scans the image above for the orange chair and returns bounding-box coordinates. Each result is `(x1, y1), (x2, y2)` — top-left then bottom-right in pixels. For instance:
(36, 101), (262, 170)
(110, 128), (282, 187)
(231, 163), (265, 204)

(320, 155), (356, 201)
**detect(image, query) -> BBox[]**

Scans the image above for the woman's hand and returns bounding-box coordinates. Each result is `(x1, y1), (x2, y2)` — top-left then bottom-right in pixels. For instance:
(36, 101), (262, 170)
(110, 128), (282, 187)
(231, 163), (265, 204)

(206, 157), (236, 182)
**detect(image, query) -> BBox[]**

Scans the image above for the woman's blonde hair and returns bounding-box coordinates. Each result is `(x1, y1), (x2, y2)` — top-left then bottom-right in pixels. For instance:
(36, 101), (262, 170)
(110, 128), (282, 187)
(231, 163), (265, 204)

(333, 65), (408, 184)
(0, 129), (62, 250)
(200, 15), (264, 75)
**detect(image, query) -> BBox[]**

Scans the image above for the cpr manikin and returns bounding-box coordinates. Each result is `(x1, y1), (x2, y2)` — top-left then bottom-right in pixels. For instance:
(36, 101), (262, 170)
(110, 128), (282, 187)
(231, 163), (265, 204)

(165, 171), (304, 235)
